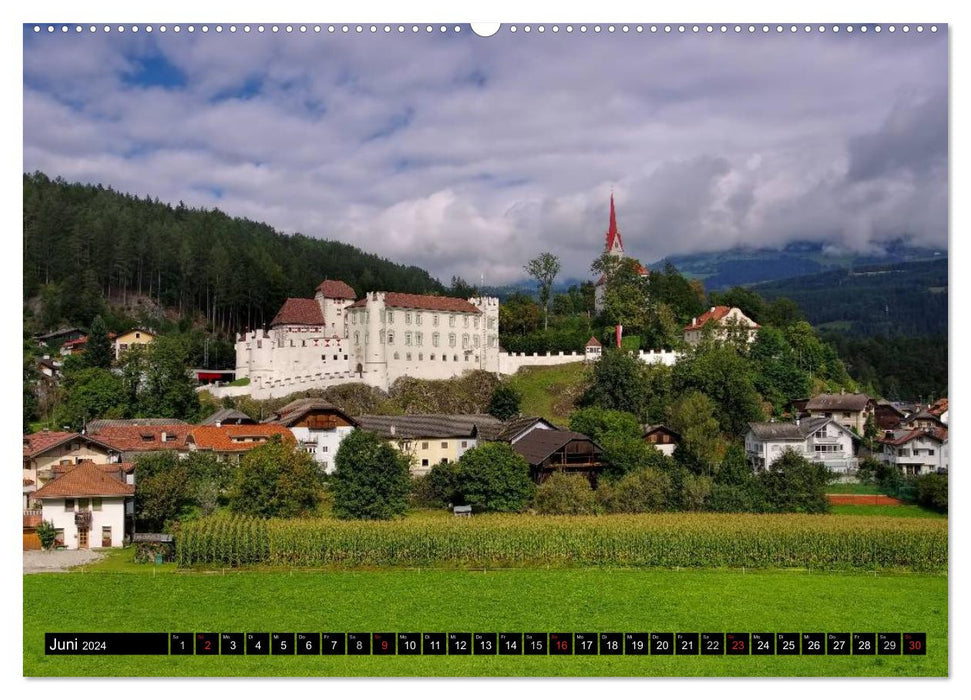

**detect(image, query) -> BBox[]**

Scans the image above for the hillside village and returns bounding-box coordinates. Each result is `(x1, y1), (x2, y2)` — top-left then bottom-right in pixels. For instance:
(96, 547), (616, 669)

(22, 196), (948, 552)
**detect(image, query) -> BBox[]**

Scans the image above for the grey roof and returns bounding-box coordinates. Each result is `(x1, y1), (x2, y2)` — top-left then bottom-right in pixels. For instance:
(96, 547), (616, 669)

(511, 430), (601, 466)
(85, 418), (187, 433)
(354, 413), (502, 440)
(805, 393), (873, 412)
(903, 410), (944, 424)
(35, 327), (84, 341)
(200, 408), (256, 425)
(266, 398), (357, 427)
(747, 416), (832, 441)
(643, 424), (681, 439)
(489, 416), (559, 443)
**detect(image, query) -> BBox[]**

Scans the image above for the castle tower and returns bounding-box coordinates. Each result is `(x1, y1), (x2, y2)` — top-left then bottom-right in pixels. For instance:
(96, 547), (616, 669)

(314, 279), (357, 339)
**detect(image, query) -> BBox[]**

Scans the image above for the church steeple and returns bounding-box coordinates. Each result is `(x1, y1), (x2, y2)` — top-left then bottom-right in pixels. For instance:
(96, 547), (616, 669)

(605, 192), (624, 256)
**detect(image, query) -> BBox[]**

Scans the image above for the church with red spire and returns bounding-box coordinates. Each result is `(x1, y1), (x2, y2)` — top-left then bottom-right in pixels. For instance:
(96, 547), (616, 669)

(594, 193), (648, 314)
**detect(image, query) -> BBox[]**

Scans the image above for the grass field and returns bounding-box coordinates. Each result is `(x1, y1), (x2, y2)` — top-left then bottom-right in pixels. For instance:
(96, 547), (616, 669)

(506, 362), (588, 425)
(24, 564), (946, 677)
(830, 504), (945, 518)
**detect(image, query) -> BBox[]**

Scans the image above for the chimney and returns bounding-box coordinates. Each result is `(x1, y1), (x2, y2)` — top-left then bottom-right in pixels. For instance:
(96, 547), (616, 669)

(390, 424), (396, 437)
(215, 421), (222, 428)
(710, 306), (715, 313)
(795, 417), (800, 427)
(161, 431), (168, 442)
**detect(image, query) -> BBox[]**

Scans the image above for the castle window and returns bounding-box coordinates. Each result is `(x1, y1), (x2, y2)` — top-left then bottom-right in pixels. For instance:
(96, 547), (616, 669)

(386, 310), (394, 323)
(462, 334), (469, 349)
(430, 354), (436, 360)
(379, 330), (386, 344)
(387, 331), (395, 344)
(394, 352), (400, 360)
(419, 353), (423, 361)
(416, 332), (423, 346)
(453, 354), (458, 362)
(449, 315), (456, 327)
(449, 333), (456, 348)
(432, 332), (440, 347)
(406, 353), (412, 361)
(464, 316), (469, 328)
(474, 336), (480, 348)
(302, 340), (306, 347)
(405, 312), (412, 324)
(405, 332), (412, 346)
(443, 355), (447, 362)
(321, 354), (326, 361)
(488, 318), (496, 330)
(433, 314), (439, 326)
(257, 340), (262, 348)
(354, 332), (360, 345)
(474, 318), (480, 330)
(333, 355), (338, 360)
(416, 313), (422, 325)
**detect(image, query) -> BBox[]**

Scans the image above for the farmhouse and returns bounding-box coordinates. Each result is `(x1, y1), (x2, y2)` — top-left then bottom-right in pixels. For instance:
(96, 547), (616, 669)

(744, 416), (860, 473)
(23, 430), (118, 493)
(31, 461), (134, 550)
(510, 429), (604, 485)
(88, 423), (193, 462)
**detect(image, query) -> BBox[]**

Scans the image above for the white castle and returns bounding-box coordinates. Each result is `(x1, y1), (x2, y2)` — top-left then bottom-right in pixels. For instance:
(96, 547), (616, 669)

(219, 200), (680, 400)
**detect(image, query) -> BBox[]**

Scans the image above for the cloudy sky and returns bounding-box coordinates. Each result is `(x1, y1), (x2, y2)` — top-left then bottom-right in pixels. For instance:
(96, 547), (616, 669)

(23, 25), (947, 284)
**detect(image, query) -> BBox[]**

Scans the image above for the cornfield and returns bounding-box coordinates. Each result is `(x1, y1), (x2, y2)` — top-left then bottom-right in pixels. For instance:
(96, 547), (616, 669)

(175, 513), (946, 572)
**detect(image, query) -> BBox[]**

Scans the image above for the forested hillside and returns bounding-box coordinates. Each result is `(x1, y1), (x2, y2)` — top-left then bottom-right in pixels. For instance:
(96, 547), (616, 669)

(753, 259), (947, 337)
(23, 172), (444, 332)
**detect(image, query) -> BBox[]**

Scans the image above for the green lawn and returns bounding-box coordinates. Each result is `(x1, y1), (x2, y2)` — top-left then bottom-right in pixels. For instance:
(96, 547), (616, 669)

(24, 566), (946, 677)
(826, 483), (886, 495)
(830, 504), (946, 519)
(506, 362), (588, 425)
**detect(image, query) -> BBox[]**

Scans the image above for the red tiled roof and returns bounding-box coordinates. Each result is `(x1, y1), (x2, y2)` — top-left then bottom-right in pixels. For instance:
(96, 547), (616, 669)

(315, 279), (357, 299)
(270, 298), (325, 327)
(190, 424), (295, 452)
(62, 336), (88, 349)
(585, 336), (602, 347)
(23, 431), (78, 459)
(347, 292), (481, 314)
(51, 461), (135, 476)
(33, 462), (134, 499)
(683, 306), (760, 332)
(879, 428), (947, 446)
(89, 425), (192, 452)
(928, 398), (948, 416)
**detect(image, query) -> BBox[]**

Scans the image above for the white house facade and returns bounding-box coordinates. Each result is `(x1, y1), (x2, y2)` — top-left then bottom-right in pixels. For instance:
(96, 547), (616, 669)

(31, 462), (133, 549)
(878, 429), (949, 476)
(745, 416), (859, 473)
(264, 398), (358, 474)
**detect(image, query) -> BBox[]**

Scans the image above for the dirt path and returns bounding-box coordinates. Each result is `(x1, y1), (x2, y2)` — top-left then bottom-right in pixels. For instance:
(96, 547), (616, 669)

(23, 549), (104, 574)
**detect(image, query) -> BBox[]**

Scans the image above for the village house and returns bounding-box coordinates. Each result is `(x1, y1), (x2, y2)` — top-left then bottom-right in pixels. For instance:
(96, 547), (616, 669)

(510, 429), (604, 485)
(114, 328), (156, 360)
(643, 425), (680, 457)
(30, 461), (134, 550)
(23, 430), (120, 493)
(744, 416), (860, 473)
(354, 414), (503, 475)
(683, 306), (760, 346)
(35, 327), (85, 349)
(187, 424), (295, 464)
(484, 416), (560, 445)
(928, 397), (948, 424)
(584, 336), (603, 361)
(263, 398), (357, 473)
(899, 409), (947, 431)
(804, 392), (876, 435)
(877, 428), (948, 476)
(87, 422), (194, 462)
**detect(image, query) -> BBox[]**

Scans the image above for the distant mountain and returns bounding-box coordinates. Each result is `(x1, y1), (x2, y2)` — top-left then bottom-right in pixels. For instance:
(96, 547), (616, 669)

(753, 258), (948, 337)
(649, 240), (946, 291)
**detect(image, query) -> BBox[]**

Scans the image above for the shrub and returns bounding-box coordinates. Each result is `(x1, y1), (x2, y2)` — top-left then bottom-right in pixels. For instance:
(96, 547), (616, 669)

(915, 473), (948, 513)
(229, 435), (323, 518)
(598, 467), (671, 513)
(534, 473), (598, 515)
(856, 457), (881, 485)
(37, 520), (57, 550)
(427, 459), (463, 506)
(488, 384), (522, 420)
(682, 474), (713, 511)
(331, 430), (411, 520)
(599, 434), (672, 481)
(708, 482), (767, 513)
(457, 443), (534, 513)
(759, 449), (830, 514)
(568, 407), (641, 441)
